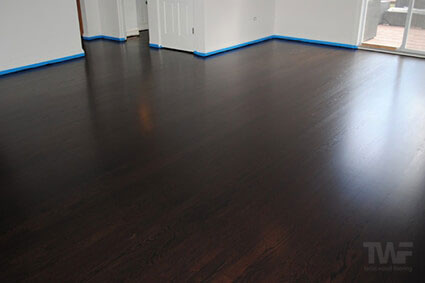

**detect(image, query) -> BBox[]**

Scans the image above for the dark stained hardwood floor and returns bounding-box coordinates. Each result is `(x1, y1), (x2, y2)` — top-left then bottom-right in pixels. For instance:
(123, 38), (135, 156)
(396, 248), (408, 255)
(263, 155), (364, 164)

(1, 31), (425, 282)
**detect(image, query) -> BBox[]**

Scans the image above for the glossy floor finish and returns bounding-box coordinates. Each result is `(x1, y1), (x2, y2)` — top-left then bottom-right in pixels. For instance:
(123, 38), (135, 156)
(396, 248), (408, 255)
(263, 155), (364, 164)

(1, 32), (425, 282)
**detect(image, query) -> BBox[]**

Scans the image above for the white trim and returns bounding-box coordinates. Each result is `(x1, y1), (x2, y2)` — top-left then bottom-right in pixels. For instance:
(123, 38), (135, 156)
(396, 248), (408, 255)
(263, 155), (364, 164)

(401, 0), (415, 49)
(357, 0), (369, 46)
(156, 0), (162, 45)
(117, 0), (128, 40)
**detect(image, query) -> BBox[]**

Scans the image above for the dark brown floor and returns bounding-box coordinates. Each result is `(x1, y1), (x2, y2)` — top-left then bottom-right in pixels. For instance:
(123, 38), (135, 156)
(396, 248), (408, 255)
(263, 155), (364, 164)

(1, 31), (425, 282)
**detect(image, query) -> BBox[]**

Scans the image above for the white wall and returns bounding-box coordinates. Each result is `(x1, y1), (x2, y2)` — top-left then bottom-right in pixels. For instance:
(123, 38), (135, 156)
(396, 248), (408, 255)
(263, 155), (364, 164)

(123, 0), (140, 36)
(202, 0), (275, 53)
(81, 0), (127, 39)
(147, 0), (161, 45)
(80, 0), (102, 37)
(274, 0), (364, 46)
(100, 0), (127, 39)
(194, 0), (206, 52)
(136, 0), (149, 30)
(148, 0), (366, 54)
(199, 0), (364, 51)
(0, 0), (84, 72)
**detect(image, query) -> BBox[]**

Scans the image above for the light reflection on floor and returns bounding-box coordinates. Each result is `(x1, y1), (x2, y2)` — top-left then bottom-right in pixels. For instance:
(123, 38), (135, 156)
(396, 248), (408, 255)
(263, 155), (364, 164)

(338, 58), (425, 193)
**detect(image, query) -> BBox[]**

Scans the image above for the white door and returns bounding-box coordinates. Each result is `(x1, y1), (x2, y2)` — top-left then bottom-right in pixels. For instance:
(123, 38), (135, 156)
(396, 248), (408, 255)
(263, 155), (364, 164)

(137, 0), (149, 30)
(159, 0), (194, 52)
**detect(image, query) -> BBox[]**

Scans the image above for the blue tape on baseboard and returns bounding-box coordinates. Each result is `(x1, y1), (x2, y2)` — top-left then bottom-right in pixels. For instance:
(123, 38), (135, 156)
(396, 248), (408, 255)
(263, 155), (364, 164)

(149, 43), (162, 49)
(0, 35), (357, 76)
(273, 35), (358, 50)
(194, 35), (358, 57)
(194, 35), (275, 57)
(0, 52), (85, 76)
(83, 35), (126, 42)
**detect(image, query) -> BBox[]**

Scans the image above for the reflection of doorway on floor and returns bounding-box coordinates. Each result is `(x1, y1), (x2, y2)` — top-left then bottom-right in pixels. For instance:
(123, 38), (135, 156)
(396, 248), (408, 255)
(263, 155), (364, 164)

(124, 0), (149, 38)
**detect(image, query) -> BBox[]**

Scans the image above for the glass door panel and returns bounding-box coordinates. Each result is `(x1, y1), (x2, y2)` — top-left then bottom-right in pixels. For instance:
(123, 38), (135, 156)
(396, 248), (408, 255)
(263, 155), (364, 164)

(362, 0), (408, 50)
(405, 0), (425, 52)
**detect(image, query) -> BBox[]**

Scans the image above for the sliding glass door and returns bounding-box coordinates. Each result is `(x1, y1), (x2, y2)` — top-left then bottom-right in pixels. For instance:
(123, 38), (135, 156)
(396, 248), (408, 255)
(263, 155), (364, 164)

(404, 0), (425, 52)
(361, 0), (425, 56)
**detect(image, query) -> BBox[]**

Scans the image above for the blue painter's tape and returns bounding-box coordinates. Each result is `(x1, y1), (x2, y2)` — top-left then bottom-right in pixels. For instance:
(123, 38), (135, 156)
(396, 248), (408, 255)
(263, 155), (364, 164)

(149, 43), (162, 49)
(194, 35), (275, 57)
(102, 35), (126, 42)
(273, 35), (358, 50)
(82, 35), (104, 41)
(0, 53), (85, 76)
(83, 35), (126, 42)
(194, 35), (358, 57)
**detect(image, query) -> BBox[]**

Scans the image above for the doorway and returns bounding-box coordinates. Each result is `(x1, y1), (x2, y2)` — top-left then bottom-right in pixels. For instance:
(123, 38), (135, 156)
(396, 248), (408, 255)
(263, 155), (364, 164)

(123, 0), (149, 37)
(159, 0), (195, 52)
(360, 0), (425, 56)
(137, 0), (149, 31)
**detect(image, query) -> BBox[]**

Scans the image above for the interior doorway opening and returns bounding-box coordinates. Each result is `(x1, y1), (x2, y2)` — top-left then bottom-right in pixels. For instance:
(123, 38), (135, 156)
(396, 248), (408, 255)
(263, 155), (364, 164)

(124, 0), (149, 38)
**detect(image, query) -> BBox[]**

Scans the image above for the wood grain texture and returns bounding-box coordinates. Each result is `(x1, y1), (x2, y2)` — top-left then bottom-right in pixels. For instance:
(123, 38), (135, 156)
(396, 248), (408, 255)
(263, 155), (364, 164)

(1, 32), (425, 282)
